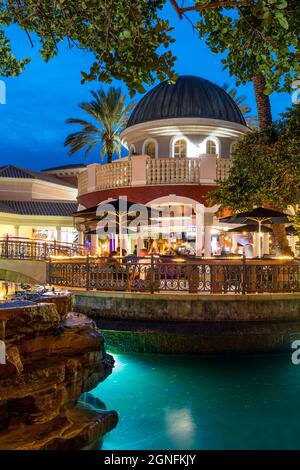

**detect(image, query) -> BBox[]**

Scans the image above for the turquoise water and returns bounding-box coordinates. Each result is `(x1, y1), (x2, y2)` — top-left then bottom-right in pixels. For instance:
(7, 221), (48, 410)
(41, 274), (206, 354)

(91, 353), (300, 450)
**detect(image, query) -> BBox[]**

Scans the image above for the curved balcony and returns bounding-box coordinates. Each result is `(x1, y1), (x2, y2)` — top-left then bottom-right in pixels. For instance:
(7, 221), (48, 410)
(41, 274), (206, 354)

(78, 156), (232, 196)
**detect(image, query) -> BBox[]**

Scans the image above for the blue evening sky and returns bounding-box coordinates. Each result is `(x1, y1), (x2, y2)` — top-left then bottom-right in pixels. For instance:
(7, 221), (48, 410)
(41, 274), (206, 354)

(0, 4), (291, 171)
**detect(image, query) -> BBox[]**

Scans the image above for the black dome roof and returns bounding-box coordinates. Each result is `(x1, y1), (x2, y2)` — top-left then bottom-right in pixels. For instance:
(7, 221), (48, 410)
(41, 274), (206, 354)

(127, 75), (246, 128)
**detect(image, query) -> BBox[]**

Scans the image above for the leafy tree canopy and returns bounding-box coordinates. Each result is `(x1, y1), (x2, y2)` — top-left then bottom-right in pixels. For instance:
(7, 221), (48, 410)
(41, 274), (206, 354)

(1, 1), (299, 96)
(290, 211), (300, 236)
(195, 0), (300, 94)
(0, 0), (176, 94)
(208, 105), (300, 211)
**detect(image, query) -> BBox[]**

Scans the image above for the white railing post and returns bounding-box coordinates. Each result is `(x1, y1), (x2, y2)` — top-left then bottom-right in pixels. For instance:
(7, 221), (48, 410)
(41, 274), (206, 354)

(78, 170), (88, 195)
(131, 155), (148, 186)
(87, 163), (98, 192)
(200, 155), (217, 182)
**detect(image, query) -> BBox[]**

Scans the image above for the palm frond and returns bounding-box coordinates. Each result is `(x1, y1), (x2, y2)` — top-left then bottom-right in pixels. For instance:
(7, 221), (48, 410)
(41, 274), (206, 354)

(221, 83), (256, 121)
(65, 86), (134, 163)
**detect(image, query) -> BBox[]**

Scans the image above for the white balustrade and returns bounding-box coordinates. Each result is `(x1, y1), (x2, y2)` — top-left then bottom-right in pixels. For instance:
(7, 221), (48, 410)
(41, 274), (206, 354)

(146, 158), (203, 184)
(216, 159), (233, 181)
(95, 159), (132, 190)
(78, 157), (232, 195)
(78, 171), (88, 195)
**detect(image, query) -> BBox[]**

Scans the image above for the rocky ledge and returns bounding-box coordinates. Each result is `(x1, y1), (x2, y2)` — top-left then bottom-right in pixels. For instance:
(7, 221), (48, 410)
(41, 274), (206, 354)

(0, 298), (118, 450)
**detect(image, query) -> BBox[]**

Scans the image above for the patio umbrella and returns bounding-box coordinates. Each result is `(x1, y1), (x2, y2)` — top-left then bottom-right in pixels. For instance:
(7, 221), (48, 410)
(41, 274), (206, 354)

(226, 224), (273, 234)
(77, 199), (159, 251)
(220, 207), (290, 258)
(85, 222), (138, 236)
(73, 198), (159, 218)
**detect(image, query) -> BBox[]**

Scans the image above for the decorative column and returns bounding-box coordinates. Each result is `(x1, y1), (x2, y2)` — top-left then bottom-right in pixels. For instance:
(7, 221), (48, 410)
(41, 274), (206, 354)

(78, 229), (84, 246)
(137, 236), (144, 255)
(119, 234), (127, 253)
(263, 233), (270, 255)
(195, 205), (204, 256)
(231, 233), (238, 254)
(200, 155), (217, 183)
(131, 155), (148, 186)
(91, 233), (98, 256)
(204, 226), (212, 257)
(290, 235), (296, 256)
(56, 227), (62, 242)
(204, 212), (213, 258)
(87, 163), (98, 192)
(253, 233), (259, 257)
(14, 225), (20, 238)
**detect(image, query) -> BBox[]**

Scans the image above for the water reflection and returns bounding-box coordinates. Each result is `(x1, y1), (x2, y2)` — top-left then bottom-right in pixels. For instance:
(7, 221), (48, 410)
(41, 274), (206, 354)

(165, 408), (195, 448)
(80, 392), (109, 450)
(81, 392), (107, 411)
(91, 352), (300, 450)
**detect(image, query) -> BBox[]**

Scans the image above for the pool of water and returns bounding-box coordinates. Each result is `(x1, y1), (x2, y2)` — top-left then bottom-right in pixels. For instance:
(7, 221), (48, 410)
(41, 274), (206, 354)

(90, 352), (300, 450)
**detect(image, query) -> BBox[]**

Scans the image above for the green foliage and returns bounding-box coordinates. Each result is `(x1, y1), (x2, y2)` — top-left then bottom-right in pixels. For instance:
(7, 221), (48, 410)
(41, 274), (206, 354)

(208, 105), (300, 211)
(0, 28), (29, 76)
(0, 0), (176, 94)
(64, 86), (134, 163)
(289, 211), (300, 236)
(1, 1), (299, 97)
(196, 0), (300, 94)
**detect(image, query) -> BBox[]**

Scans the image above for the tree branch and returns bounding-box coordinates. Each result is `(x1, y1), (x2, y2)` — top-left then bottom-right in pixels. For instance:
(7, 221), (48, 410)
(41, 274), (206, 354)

(170, 0), (183, 18)
(170, 0), (250, 17)
(15, 0), (34, 47)
(37, 4), (58, 51)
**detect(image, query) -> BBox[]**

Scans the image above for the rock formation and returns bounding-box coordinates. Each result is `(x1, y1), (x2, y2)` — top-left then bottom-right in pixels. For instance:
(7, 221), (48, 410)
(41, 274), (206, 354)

(0, 298), (118, 449)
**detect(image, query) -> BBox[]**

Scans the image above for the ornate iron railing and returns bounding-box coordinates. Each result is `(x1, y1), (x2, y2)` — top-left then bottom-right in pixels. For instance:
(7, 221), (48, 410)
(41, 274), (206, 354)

(47, 256), (300, 294)
(0, 237), (87, 260)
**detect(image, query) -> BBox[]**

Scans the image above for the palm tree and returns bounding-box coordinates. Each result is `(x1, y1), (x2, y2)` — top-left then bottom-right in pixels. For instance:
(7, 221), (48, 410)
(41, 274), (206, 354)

(222, 83), (258, 126)
(64, 87), (135, 163)
(252, 75), (272, 130)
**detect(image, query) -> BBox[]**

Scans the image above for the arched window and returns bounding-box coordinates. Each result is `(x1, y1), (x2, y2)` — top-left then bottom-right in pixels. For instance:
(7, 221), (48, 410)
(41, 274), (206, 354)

(143, 139), (157, 158)
(145, 142), (156, 159)
(173, 139), (187, 158)
(206, 139), (217, 155)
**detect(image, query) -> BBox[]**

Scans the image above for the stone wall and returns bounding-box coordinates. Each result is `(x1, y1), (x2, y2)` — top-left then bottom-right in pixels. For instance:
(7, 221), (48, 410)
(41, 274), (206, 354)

(0, 299), (118, 449)
(72, 291), (300, 354)
(72, 291), (300, 323)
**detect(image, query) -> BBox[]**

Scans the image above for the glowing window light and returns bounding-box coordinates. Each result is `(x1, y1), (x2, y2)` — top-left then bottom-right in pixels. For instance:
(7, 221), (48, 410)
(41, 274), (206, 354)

(173, 139), (187, 158)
